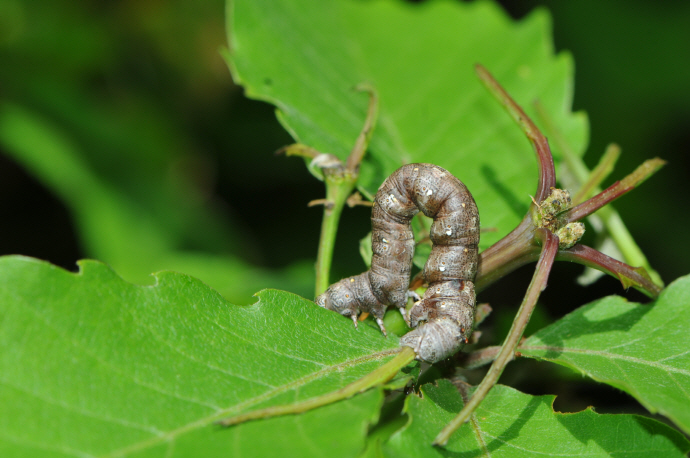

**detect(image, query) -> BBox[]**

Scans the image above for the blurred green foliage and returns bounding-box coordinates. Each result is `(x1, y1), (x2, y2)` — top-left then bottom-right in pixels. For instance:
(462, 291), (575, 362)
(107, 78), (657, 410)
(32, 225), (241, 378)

(0, 0), (326, 303)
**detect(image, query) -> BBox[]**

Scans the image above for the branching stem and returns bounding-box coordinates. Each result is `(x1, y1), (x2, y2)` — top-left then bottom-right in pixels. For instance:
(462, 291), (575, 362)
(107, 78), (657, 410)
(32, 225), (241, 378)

(434, 229), (559, 446)
(475, 65), (555, 202)
(564, 158), (666, 223)
(534, 101), (664, 286)
(314, 86), (379, 296)
(314, 171), (357, 296)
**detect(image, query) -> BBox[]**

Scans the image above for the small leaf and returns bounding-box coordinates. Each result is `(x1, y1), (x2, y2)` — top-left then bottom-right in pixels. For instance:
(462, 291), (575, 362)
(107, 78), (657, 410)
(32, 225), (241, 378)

(385, 380), (690, 457)
(0, 256), (398, 457)
(520, 274), (690, 435)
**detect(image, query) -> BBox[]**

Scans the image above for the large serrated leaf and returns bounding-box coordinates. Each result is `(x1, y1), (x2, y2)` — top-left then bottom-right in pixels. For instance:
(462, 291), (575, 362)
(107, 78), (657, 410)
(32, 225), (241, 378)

(384, 380), (690, 457)
(227, 0), (588, 249)
(520, 274), (690, 435)
(0, 255), (397, 457)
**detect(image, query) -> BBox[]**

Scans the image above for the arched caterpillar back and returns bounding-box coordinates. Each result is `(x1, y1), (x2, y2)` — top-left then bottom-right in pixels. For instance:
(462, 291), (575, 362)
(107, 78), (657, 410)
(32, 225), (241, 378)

(316, 163), (479, 363)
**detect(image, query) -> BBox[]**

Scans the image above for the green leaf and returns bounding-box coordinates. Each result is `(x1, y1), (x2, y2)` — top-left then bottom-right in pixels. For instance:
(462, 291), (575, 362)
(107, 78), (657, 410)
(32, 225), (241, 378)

(520, 274), (690, 435)
(0, 255), (398, 457)
(227, 0), (588, 248)
(385, 380), (690, 457)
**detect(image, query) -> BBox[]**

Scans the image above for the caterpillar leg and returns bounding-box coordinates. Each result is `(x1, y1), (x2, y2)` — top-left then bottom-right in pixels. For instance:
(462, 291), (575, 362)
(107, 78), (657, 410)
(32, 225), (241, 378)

(375, 317), (387, 337)
(398, 290), (421, 325)
(407, 290), (422, 302)
(350, 314), (359, 329)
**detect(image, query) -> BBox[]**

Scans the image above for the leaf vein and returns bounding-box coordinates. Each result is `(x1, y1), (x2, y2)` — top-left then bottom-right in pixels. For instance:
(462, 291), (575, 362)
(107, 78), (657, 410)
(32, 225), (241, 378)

(15, 297), (223, 411)
(0, 432), (96, 458)
(521, 345), (690, 377)
(0, 377), (165, 436)
(102, 348), (400, 457)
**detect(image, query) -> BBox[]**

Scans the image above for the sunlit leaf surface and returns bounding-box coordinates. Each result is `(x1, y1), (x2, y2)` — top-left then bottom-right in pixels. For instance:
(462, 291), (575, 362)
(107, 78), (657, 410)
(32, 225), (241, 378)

(521, 274), (690, 435)
(385, 380), (690, 457)
(0, 256), (396, 457)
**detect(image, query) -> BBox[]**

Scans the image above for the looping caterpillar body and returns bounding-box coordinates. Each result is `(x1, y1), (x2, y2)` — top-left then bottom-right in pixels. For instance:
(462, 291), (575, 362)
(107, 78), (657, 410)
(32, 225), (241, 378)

(316, 163), (479, 363)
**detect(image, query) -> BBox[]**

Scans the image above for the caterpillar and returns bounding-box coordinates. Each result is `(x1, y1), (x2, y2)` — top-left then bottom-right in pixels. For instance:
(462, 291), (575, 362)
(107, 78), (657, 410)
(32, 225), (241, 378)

(316, 163), (479, 363)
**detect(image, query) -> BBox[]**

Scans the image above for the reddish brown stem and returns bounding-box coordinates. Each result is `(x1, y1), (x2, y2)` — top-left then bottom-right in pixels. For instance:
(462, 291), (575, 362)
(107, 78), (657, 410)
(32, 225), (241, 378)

(475, 65), (555, 202)
(474, 215), (539, 292)
(434, 228), (559, 446)
(557, 244), (661, 298)
(345, 84), (379, 172)
(564, 158), (666, 223)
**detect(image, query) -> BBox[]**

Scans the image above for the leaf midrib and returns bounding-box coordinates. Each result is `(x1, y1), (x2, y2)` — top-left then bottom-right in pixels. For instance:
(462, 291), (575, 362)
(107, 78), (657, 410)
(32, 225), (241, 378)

(521, 345), (690, 377)
(102, 347), (401, 458)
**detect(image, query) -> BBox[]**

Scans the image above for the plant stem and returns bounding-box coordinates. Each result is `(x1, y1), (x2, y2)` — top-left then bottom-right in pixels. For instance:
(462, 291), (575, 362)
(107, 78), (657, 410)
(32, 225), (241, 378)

(314, 85), (379, 297)
(564, 158), (666, 223)
(475, 65), (555, 202)
(345, 83), (379, 172)
(218, 346), (416, 427)
(434, 229), (558, 446)
(314, 171), (357, 296)
(534, 101), (664, 286)
(572, 143), (620, 205)
(474, 214), (539, 292)
(557, 244), (661, 297)
(472, 70), (663, 298)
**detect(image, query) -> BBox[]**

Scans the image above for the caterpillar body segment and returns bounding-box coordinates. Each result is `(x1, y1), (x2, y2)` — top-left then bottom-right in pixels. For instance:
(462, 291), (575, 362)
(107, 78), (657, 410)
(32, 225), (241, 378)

(316, 164), (479, 362)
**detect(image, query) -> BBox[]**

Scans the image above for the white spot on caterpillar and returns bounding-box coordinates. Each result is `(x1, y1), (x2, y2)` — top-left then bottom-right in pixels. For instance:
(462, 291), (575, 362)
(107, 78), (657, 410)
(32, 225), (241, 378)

(439, 266), (446, 272)
(426, 189), (433, 196)
(446, 226), (452, 235)
(462, 203), (466, 208)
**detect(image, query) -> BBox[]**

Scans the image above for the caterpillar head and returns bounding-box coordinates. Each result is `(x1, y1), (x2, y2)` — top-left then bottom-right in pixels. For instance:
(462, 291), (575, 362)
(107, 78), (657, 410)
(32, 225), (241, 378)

(400, 317), (470, 363)
(315, 281), (359, 321)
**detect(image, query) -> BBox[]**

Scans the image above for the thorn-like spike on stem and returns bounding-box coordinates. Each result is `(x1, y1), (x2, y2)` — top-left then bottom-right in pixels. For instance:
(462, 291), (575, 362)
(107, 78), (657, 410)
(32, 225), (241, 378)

(307, 198), (334, 208)
(276, 143), (323, 159)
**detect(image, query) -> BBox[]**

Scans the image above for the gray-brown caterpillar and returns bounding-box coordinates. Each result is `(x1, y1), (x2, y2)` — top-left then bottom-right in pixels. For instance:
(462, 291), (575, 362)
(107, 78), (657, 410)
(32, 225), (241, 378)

(316, 163), (479, 363)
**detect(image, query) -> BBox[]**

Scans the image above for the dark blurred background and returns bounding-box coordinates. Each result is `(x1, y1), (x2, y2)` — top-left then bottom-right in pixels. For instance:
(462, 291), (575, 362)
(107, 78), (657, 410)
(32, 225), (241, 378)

(1, 0), (688, 420)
